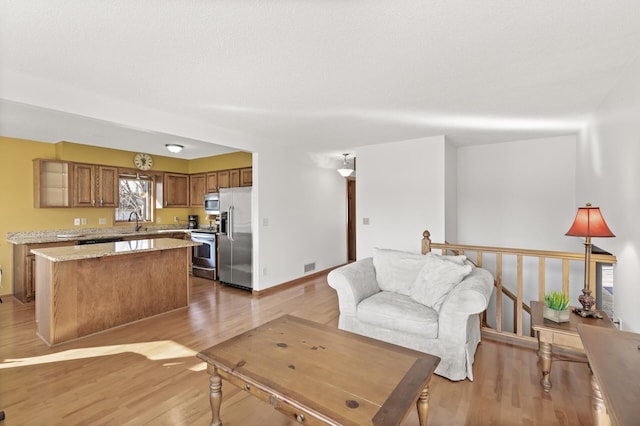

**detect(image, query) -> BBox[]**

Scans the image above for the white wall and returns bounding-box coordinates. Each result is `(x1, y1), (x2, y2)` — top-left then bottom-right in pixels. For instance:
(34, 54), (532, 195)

(579, 54), (640, 332)
(444, 138), (458, 242)
(254, 148), (347, 291)
(457, 135), (578, 251)
(355, 135), (449, 259)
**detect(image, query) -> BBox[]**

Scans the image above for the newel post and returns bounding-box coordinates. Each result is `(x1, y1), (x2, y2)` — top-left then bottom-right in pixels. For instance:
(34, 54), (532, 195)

(421, 230), (432, 255)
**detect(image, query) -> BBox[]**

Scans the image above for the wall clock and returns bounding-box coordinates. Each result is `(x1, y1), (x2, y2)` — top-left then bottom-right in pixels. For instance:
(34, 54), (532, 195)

(133, 153), (153, 170)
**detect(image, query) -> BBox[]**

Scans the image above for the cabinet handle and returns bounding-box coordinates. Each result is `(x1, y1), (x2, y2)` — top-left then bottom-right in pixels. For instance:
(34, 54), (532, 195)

(100, 199), (103, 206)
(296, 414), (305, 423)
(244, 384), (251, 391)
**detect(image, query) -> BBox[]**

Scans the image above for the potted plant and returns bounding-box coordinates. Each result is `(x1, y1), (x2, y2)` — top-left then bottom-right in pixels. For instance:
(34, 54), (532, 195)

(543, 291), (571, 323)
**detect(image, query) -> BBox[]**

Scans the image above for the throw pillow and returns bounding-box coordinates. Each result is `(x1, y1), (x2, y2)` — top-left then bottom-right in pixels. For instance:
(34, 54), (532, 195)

(426, 252), (467, 265)
(373, 248), (428, 295)
(410, 255), (473, 311)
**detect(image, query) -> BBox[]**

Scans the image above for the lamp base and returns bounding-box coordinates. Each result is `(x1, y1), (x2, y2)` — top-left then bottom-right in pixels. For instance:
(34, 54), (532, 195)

(573, 307), (603, 319)
(574, 288), (603, 319)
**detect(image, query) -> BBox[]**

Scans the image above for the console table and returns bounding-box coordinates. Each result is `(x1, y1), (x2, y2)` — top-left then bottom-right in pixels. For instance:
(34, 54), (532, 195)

(530, 301), (615, 392)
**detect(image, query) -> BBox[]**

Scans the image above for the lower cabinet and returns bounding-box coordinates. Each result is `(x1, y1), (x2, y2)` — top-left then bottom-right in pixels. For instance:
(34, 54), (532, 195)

(13, 240), (78, 303)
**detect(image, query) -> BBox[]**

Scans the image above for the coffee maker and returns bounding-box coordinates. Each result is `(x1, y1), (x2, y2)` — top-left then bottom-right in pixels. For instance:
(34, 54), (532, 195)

(188, 215), (199, 229)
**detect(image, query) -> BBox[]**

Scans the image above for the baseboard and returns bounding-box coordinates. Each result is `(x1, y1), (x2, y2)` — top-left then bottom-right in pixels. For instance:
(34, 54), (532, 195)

(251, 264), (346, 297)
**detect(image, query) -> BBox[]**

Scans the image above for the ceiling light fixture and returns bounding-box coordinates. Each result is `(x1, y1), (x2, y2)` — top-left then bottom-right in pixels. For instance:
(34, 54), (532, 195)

(165, 144), (184, 153)
(337, 153), (354, 177)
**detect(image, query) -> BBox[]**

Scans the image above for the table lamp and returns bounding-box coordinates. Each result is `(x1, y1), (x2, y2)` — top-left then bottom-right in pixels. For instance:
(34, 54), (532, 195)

(565, 203), (615, 318)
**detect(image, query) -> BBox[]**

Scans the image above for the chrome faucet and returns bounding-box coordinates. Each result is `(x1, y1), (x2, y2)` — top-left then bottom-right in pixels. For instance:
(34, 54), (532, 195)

(128, 211), (142, 232)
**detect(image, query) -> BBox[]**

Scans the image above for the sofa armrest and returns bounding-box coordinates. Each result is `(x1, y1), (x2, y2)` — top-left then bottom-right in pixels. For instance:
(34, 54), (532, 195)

(438, 267), (494, 343)
(327, 257), (381, 317)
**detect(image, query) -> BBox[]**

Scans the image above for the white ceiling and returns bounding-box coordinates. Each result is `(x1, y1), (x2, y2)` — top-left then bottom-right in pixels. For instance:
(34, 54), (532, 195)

(1, 1), (640, 159)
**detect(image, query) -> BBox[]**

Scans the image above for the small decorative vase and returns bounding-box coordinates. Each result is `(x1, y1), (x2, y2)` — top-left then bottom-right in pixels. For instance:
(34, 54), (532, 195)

(543, 306), (571, 323)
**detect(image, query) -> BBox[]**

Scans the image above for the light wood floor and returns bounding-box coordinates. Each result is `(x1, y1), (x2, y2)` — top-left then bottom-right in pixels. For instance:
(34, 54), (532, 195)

(1, 274), (594, 425)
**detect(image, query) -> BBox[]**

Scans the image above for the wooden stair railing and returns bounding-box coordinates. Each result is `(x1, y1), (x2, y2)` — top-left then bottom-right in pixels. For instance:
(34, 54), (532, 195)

(421, 230), (617, 344)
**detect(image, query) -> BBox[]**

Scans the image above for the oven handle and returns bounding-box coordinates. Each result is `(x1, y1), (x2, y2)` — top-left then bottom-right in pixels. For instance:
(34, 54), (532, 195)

(192, 235), (215, 241)
(228, 206), (235, 242)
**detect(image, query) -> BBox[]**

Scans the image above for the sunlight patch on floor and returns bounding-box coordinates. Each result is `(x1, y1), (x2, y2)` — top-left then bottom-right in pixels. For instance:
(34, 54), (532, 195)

(0, 340), (196, 369)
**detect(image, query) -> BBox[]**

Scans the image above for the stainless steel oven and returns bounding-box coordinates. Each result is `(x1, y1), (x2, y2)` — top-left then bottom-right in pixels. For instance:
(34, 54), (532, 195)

(191, 230), (216, 280)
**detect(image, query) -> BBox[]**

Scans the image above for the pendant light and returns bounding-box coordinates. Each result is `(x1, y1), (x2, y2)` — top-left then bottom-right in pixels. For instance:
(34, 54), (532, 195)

(337, 153), (354, 177)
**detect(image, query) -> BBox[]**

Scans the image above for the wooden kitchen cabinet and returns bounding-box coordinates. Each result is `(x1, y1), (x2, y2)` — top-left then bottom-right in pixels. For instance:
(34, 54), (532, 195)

(239, 167), (252, 186)
(164, 173), (189, 207)
(97, 166), (119, 207)
(189, 173), (206, 207)
(73, 163), (119, 207)
(229, 169), (240, 187)
(206, 172), (218, 193)
(217, 170), (230, 189)
(206, 167), (251, 191)
(33, 159), (72, 207)
(12, 240), (77, 303)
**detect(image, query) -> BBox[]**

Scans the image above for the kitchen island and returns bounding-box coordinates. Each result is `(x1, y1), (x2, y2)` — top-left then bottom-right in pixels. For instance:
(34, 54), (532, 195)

(31, 238), (199, 346)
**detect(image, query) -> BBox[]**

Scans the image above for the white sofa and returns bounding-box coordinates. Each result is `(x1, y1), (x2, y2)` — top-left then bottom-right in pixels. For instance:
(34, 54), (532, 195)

(327, 247), (494, 381)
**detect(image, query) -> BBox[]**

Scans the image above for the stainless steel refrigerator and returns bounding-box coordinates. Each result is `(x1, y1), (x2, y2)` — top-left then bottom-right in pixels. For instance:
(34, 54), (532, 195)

(218, 187), (252, 290)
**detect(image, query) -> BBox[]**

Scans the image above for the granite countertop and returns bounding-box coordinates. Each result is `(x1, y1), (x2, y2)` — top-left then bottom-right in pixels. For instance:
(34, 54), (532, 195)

(30, 238), (201, 262)
(6, 226), (212, 245)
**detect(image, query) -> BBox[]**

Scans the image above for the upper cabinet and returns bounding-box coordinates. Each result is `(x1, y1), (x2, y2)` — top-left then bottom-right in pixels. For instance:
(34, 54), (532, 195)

(33, 159), (72, 208)
(34, 157), (252, 209)
(164, 173), (189, 207)
(189, 173), (206, 207)
(217, 170), (230, 189)
(73, 164), (119, 207)
(239, 167), (252, 187)
(206, 172), (219, 193)
(204, 168), (252, 193)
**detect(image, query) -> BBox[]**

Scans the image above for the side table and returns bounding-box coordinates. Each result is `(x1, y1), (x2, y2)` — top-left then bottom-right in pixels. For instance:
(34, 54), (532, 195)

(530, 301), (615, 392)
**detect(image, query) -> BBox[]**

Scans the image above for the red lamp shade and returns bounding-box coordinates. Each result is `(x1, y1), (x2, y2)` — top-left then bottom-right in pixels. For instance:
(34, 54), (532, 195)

(565, 203), (615, 238)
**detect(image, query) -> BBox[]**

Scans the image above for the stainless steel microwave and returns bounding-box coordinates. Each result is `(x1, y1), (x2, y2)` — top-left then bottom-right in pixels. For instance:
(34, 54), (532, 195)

(204, 193), (219, 214)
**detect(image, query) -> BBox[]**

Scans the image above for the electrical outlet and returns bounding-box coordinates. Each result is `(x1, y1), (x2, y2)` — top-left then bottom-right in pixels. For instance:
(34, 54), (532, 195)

(157, 216), (162, 223)
(262, 267), (267, 276)
(81, 218), (87, 225)
(363, 217), (370, 225)
(615, 317), (622, 329)
(99, 217), (107, 225)
(74, 218), (80, 226)
(174, 216), (179, 222)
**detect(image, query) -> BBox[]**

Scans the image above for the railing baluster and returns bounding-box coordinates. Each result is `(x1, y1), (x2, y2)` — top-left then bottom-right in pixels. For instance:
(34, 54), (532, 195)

(516, 255), (523, 337)
(496, 253), (503, 332)
(538, 257), (546, 303)
(562, 259), (570, 295)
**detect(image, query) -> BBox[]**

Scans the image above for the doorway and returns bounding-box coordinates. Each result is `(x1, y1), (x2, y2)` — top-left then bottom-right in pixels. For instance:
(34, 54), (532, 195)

(347, 179), (356, 262)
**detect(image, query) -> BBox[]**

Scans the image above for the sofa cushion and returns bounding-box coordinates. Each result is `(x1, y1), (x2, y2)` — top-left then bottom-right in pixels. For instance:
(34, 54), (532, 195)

(410, 255), (473, 312)
(357, 291), (439, 339)
(372, 248), (429, 296)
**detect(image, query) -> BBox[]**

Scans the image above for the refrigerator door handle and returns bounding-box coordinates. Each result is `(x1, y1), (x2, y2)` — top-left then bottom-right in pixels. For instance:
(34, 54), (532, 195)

(228, 206), (235, 241)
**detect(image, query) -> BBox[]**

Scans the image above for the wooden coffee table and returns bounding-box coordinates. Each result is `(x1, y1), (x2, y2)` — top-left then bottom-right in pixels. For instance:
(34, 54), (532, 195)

(578, 324), (640, 426)
(531, 301), (615, 392)
(197, 315), (440, 425)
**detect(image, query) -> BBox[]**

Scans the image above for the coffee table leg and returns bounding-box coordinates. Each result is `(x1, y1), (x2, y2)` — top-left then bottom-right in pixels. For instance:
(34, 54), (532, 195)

(416, 385), (430, 426)
(209, 367), (222, 426)
(590, 370), (611, 426)
(539, 341), (552, 392)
